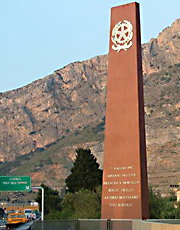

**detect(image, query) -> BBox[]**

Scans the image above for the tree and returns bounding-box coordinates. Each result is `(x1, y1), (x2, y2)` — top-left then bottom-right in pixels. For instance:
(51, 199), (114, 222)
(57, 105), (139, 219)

(60, 188), (102, 219)
(149, 187), (179, 219)
(65, 148), (102, 193)
(35, 184), (62, 216)
(149, 187), (164, 219)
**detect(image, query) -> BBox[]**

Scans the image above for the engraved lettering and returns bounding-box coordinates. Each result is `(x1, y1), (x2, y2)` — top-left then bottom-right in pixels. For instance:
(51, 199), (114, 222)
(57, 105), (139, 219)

(103, 181), (120, 185)
(117, 203), (133, 207)
(106, 174), (121, 177)
(109, 203), (117, 207)
(110, 166), (134, 170)
(108, 189), (119, 192)
(106, 173), (136, 178)
(105, 196), (118, 200)
(123, 180), (139, 185)
(127, 166), (133, 170)
(121, 188), (134, 192)
(113, 166), (126, 170)
(121, 173), (136, 177)
(119, 195), (138, 199)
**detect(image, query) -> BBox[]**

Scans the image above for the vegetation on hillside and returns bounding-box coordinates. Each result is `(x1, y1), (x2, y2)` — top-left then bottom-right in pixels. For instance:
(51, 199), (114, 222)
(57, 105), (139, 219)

(0, 123), (104, 191)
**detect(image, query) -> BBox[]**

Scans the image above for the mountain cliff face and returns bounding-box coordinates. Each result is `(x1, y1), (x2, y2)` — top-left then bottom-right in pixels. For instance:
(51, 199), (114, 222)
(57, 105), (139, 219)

(142, 19), (180, 75)
(0, 19), (180, 192)
(0, 56), (107, 162)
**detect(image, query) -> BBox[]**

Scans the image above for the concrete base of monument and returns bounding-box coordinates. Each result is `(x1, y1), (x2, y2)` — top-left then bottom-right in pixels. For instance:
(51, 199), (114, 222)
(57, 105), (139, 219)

(109, 219), (180, 230)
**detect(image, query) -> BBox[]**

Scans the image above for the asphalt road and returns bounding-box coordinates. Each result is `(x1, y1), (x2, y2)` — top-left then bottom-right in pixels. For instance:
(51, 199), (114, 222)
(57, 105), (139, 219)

(0, 219), (6, 229)
(0, 220), (33, 230)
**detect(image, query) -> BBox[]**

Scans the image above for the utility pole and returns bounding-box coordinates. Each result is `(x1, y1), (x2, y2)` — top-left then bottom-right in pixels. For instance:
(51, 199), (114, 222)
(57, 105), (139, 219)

(32, 186), (44, 221)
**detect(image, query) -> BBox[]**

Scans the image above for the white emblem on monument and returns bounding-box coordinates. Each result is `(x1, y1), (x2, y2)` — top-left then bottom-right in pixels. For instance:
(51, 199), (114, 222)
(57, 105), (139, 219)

(112, 20), (133, 52)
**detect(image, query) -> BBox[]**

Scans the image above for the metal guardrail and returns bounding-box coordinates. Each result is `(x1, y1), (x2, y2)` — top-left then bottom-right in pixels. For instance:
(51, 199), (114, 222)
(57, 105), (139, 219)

(32, 220), (77, 230)
(146, 219), (180, 224)
(32, 219), (180, 230)
(32, 219), (132, 230)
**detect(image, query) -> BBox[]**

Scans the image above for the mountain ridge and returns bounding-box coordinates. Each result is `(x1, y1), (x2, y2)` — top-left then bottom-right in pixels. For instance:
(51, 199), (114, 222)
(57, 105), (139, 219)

(0, 19), (180, 193)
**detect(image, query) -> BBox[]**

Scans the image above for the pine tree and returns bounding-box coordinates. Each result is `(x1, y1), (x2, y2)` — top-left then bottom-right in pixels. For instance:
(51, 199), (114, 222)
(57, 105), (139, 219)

(65, 148), (102, 193)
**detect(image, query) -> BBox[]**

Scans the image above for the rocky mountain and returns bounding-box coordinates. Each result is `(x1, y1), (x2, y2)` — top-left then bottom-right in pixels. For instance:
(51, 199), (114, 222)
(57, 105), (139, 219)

(0, 56), (107, 162)
(0, 19), (180, 193)
(142, 19), (180, 75)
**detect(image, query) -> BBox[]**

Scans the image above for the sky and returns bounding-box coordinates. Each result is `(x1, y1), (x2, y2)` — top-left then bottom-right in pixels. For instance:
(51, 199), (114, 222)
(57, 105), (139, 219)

(0, 0), (180, 93)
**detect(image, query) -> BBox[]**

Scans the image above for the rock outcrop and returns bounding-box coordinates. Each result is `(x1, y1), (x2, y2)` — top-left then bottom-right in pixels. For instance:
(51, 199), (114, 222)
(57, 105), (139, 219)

(142, 19), (180, 75)
(0, 19), (180, 193)
(0, 56), (107, 161)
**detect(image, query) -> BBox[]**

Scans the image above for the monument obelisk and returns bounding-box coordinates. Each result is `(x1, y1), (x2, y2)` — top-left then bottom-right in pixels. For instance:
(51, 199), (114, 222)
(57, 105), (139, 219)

(101, 2), (149, 219)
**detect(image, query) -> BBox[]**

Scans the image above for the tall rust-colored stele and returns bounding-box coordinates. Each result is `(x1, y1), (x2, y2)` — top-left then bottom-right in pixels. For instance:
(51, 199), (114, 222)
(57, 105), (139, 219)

(101, 2), (149, 219)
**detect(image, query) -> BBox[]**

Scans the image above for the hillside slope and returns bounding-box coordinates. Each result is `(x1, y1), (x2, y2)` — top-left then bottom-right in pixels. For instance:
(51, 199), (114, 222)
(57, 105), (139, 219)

(0, 55), (107, 162)
(0, 19), (180, 193)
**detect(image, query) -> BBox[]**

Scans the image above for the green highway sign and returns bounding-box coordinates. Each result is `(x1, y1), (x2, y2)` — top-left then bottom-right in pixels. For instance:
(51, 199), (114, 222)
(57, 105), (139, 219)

(0, 176), (31, 192)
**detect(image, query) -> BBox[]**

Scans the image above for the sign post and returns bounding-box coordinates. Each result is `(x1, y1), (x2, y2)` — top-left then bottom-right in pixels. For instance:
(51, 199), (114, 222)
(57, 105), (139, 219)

(32, 186), (44, 221)
(0, 177), (44, 221)
(0, 176), (31, 192)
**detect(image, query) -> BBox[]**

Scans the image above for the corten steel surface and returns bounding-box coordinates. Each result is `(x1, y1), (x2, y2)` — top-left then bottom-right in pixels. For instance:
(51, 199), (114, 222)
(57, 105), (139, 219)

(101, 2), (149, 219)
